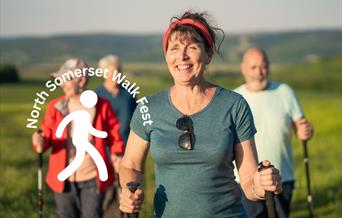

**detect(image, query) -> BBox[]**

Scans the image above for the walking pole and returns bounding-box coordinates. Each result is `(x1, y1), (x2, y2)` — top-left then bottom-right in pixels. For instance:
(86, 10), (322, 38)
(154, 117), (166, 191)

(302, 140), (314, 218)
(258, 162), (277, 218)
(38, 152), (43, 218)
(37, 130), (43, 218)
(126, 181), (140, 218)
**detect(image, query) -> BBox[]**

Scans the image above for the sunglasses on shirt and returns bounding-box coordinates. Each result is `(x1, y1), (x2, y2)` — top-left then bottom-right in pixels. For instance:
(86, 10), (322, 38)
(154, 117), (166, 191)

(176, 115), (194, 150)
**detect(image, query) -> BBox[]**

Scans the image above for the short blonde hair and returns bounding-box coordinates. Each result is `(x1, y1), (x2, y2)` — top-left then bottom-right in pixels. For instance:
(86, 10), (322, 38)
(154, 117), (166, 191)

(98, 55), (121, 70)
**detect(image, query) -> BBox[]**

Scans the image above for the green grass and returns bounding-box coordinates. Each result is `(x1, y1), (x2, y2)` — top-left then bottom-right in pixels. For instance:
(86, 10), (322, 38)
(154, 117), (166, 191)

(1, 58), (342, 217)
(290, 93), (342, 218)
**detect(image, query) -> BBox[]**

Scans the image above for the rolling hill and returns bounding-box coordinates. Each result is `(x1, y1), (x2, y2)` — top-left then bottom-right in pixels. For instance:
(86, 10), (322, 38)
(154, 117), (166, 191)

(0, 29), (341, 67)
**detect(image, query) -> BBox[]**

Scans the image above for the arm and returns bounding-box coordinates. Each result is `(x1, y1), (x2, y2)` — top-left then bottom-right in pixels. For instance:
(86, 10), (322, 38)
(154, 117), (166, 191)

(235, 137), (259, 200)
(32, 131), (45, 153)
(32, 102), (55, 153)
(285, 85), (313, 141)
(119, 130), (150, 213)
(235, 137), (282, 201)
(294, 117), (313, 141)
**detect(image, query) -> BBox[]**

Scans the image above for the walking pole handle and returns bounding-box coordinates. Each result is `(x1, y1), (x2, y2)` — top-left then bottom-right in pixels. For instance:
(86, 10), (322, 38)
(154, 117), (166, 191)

(126, 181), (140, 218)
(258, 162), (277, 218)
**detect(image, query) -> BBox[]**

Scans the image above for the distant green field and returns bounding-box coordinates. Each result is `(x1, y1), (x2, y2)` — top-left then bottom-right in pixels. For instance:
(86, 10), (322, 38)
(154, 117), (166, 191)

(1, 58), (341, 217)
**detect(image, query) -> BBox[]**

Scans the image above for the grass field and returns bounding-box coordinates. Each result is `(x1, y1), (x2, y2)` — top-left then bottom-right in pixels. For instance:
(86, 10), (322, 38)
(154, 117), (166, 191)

(1, 58), (341, 217)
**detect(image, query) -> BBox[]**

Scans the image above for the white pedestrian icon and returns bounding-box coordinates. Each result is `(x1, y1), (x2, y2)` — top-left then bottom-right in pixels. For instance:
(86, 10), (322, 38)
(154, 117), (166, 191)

(56, 90), (108, 181)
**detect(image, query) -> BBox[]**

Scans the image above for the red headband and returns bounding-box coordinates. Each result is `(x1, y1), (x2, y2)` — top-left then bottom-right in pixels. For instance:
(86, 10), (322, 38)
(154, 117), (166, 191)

(163, 18), (214, 54)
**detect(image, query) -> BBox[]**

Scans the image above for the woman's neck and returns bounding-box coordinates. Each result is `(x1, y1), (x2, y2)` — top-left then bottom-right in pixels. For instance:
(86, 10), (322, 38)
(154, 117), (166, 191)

(67, 94), (82, 111)
(68, 94), (81, 103)
(170, 81), (216, 115)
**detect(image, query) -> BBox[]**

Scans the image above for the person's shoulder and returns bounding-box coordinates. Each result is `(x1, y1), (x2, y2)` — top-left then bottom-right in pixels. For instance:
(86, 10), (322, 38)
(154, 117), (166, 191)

(94, 85), (105, 93)
(133, 90), (168, 114)
(143, 89), (168, 104)
(214, 87), (251, 117)
(278, 82), (293, 91)
(218, 86), (245, 101)
(47, 96), (65, 108)
(274, 82), (296, 95)
(45, 96), (66, 115)
(216, 86), (246, 106)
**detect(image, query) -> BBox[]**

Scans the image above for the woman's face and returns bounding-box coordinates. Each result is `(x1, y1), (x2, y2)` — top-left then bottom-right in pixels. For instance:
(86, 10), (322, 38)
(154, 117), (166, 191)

(165, 32), (211, 85)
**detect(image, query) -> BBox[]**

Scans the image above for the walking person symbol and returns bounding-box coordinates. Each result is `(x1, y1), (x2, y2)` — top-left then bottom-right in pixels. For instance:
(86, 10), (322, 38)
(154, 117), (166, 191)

(56, 90), (109, 182)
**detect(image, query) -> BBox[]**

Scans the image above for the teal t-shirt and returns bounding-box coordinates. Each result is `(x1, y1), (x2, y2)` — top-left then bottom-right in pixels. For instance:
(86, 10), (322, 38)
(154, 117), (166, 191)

(130, 86), (256, 218)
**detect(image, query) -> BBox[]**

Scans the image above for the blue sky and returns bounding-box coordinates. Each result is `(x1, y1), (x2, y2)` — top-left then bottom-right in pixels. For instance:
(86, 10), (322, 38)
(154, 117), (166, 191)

(1, 0), (341, 37)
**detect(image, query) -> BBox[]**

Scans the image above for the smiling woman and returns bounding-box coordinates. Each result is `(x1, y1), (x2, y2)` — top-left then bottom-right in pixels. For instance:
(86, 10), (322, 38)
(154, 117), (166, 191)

(119, 12), (281, 218)
(119, 11), (282, 218)
(162, 14), (224, 88)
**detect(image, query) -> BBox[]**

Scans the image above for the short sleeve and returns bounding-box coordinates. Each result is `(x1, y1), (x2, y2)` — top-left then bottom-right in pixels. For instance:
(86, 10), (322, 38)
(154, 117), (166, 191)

(233, 97), (257, 144)
(285, 85), (304, 121)
(130, 103), (151, 142)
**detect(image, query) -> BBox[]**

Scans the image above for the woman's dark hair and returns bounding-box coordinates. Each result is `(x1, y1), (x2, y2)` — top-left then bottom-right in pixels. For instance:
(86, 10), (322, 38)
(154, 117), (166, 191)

(167, 10), (225, 58)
